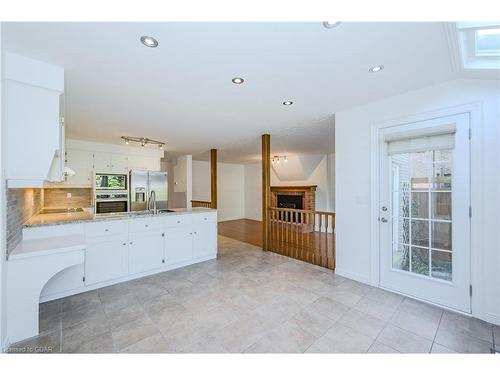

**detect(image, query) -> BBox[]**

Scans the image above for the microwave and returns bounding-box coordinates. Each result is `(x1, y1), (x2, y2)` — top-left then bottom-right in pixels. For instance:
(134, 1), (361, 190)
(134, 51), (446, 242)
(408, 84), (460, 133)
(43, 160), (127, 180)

(95, 173), (128, 190)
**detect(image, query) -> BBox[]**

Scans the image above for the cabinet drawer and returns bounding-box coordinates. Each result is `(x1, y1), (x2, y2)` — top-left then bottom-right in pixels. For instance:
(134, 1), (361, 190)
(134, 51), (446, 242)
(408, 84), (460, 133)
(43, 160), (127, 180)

(128, 217), (164, 233)
(192, 212), (217, 224)
(85, 220), (128, 238)
(164, 215), (191, 228)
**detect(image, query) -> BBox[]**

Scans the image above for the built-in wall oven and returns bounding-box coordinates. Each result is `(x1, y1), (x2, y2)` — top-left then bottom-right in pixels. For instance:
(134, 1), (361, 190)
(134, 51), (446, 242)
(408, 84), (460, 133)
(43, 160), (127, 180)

(94, 173), (129, 213)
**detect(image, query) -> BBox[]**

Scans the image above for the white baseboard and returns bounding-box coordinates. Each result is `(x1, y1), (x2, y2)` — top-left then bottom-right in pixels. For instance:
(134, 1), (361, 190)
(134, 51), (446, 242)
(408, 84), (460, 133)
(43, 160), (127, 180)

(334, 268), (372, 285)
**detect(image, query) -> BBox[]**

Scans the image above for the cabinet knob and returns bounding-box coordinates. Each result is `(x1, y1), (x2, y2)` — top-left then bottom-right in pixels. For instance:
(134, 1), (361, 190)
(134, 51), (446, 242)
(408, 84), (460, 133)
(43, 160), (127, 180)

(177, 220), (181, 224)
(145, 224), (149, 227)
(122, 243), (126, 246)
(129, 241), (133, 245)
(189, 232), (192, 235)
(105, 229), (109, 232)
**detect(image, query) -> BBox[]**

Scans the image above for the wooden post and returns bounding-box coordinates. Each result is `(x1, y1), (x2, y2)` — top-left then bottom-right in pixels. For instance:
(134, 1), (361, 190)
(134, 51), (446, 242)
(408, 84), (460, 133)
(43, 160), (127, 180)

(210, 149), (217, 209)
(262, 134), (271, 251)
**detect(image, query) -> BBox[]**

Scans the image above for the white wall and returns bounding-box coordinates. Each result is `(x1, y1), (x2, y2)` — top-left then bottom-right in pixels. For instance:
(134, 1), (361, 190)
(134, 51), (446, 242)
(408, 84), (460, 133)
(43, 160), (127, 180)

(335, 79), (500, 324)
(244, 163), (262, 221)
(0, 22), (6, 350)
(192, 160), (245, 222)
(172, 155), (192, 208)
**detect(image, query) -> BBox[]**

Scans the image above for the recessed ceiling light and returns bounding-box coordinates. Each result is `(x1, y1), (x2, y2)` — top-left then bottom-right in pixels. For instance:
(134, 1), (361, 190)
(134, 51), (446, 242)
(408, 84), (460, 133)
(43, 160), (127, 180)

(140, 36), (159, 48)
(323, 21), (342, 29)
(283, 101), (293, 106)
(369, 65), (384, 73)
(232, 77), (245, 84)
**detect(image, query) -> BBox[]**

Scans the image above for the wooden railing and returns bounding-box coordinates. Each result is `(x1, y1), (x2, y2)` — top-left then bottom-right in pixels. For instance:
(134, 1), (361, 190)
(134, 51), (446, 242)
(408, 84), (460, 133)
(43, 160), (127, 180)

(268, 207), (335, 270)
(191, 200), (212, 208)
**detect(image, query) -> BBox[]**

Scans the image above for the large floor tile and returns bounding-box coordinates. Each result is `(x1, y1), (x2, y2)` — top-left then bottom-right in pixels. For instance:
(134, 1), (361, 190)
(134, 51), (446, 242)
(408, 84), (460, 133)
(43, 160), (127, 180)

(290, 305), (337, 338)
(390, 309), (441, 340)
(353, 296), (398, 322)
(434, 326), (493, 353)
(306, 322), (373, 353)
(105, 303), (148, 330)
(120, 333), (172, 353)
(111, 316), (160, 351)
(377, 325), (433, 353)
(367, 342), (401, 353)
(63, 332), (115, 353)
(338, 308), (387, 339)
(62, 313), (110, 343)
(439, 311), (493, 343)
(309, 296), (350, 322)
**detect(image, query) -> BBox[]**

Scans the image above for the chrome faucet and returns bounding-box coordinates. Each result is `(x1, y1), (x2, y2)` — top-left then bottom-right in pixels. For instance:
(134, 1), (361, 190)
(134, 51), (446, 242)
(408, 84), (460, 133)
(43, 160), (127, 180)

(148, 190), (157, 214)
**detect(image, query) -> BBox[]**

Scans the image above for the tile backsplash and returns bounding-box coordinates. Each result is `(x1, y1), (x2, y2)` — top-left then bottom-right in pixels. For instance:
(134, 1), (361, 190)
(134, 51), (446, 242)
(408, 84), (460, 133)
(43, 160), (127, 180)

(6, 188), (42, 254)
(5, 187), (93, 255)
(43, 188), (92, 208)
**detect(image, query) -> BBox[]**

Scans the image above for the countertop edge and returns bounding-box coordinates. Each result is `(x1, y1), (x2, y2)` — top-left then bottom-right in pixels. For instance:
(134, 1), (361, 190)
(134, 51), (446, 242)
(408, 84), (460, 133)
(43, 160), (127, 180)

(23, 208), (217, 229)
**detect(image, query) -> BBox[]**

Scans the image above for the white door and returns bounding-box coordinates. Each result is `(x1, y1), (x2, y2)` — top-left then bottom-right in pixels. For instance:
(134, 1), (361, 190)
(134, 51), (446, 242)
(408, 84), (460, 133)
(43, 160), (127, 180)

(165, 226), (193, 265)
(193, 222), (217, 258)
(128, 231), (164, 274)
(379, 113), (471, 312)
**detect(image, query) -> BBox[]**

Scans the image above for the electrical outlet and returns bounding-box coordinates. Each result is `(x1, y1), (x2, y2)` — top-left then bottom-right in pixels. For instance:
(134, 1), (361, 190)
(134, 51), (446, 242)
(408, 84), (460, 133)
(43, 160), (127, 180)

(67, 193), (72, 199)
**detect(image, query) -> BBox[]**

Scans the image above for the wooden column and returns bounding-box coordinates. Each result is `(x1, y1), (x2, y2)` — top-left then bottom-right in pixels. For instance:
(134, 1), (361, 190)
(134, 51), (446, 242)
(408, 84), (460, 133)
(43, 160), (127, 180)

(262, 134), (271, 251)
(210, 149), (217, 209)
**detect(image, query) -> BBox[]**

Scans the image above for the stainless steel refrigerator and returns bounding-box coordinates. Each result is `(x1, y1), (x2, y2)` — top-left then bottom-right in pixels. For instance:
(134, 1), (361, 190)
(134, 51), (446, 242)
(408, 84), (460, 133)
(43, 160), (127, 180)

(129, 170), (168, 212)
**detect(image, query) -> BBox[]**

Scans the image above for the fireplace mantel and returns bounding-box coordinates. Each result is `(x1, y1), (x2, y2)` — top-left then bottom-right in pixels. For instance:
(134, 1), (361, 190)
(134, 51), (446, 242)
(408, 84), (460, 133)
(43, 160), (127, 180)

(270, 185), (317, 192)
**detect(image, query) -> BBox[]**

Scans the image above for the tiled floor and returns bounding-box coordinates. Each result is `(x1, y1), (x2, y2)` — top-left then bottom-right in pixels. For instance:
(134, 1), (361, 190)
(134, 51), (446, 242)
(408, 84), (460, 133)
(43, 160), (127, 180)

(8, 236), (499, 353)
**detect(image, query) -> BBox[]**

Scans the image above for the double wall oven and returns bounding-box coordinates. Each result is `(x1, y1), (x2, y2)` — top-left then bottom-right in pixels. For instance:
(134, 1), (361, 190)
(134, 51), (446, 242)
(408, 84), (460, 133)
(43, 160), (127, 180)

(94, 173), (129, 213)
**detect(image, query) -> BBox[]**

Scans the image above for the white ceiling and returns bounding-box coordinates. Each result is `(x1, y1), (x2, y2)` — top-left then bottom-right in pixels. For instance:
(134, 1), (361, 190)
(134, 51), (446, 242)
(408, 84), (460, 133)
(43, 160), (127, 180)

(4, 22), (456, 162)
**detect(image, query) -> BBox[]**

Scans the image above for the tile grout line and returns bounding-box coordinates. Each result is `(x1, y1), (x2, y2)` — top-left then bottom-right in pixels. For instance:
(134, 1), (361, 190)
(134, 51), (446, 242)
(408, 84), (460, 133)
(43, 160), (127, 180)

(429, 309), (444, 353)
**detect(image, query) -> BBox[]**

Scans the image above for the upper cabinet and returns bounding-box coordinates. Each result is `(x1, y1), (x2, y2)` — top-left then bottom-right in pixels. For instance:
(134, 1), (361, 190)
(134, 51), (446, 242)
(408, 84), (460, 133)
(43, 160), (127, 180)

(5, 52), (65, 188)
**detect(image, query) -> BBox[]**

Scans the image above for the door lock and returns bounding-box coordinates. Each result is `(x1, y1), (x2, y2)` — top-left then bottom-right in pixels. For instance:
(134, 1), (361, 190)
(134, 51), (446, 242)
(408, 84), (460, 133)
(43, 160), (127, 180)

(380, 217), (388, 223)
(381, 206), (388, 212)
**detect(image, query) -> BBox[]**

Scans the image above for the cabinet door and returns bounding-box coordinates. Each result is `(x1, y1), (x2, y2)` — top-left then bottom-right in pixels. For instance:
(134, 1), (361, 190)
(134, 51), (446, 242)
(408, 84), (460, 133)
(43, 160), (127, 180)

(129, 231), (165, 274)
(93, 152), (112, 171)
(65, 148), (92, 186)
(193, 222), (217, 258)
(165, 226), (193, 265)
(128, 155), (147, 170)
(111, 154), (129, 172)
(85, 239), (128, 285)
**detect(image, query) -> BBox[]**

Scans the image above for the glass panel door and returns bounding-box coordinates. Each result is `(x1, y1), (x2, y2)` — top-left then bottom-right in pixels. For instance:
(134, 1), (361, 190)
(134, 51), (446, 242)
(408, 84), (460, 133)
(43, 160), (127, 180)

(378, 113), (470, 313)
(391, 150), (453, 281)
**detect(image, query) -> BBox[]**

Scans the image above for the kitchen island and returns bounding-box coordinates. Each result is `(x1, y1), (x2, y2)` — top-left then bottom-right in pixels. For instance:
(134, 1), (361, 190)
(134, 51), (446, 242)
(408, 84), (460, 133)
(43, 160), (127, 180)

(7, 208), (217, 344)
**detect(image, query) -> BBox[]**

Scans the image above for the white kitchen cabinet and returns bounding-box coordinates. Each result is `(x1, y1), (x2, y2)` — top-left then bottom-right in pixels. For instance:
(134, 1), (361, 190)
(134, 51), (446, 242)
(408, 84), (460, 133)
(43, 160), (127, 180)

(85, 236), (128, 285)
(193, 222), (217, 258)
(111, 154), (129, 172)
(5, 52), (64, 188)
(64, 148), (93, 187)
(128, 231), (165, 274)
(93, 152), (112, 171)
(165, 226), (194, 265)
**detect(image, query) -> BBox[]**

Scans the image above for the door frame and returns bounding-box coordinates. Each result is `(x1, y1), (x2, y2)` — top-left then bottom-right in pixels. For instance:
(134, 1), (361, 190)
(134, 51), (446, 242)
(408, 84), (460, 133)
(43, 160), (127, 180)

(370, 102), (484, 317)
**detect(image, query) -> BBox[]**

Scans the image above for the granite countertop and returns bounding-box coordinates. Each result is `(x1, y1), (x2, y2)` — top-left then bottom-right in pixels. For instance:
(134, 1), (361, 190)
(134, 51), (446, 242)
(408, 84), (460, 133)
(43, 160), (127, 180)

(23, 207), (216, 228)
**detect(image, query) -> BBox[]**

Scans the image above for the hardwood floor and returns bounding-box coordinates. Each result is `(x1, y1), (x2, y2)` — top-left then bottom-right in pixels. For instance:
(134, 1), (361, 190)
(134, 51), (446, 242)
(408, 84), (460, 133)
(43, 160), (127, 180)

(218, 219), (263, 248)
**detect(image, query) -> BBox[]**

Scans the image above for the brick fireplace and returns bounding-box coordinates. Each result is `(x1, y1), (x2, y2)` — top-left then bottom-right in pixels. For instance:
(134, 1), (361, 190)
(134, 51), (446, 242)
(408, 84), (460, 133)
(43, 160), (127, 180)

(270, 185), (317, 211)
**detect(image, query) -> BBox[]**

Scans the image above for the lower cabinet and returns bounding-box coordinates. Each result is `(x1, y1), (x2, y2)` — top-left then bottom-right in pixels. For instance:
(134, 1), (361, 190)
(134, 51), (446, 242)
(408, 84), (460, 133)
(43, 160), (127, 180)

(85, 237), (128, 285)
(165, 226), (194, 265)
(128, 231), (165, 274)
(193, 222), (217, 258)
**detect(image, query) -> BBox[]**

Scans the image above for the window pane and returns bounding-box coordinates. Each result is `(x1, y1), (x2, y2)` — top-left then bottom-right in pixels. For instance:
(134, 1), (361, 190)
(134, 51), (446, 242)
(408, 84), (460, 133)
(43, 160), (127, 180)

(393, 243), (410, 271)
(411, 152), (430, 190)
(393, 218), (410, 245)
(431, 251), (452, 281)
(393, 191), (409, 218)
(432, 222), (452, 251)
(411, 246), (429, 276)
(432, 192), (452, 220)
(411, 220), (429, 247)
(475, 28), (500, 56)
(411, 192), (429, 218)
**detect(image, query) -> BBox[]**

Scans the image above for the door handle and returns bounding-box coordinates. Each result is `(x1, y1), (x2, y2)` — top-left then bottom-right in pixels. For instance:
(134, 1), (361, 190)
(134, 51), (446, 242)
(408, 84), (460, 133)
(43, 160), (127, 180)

(381, 206), (388, 212)
(380, 218), (388, 223)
